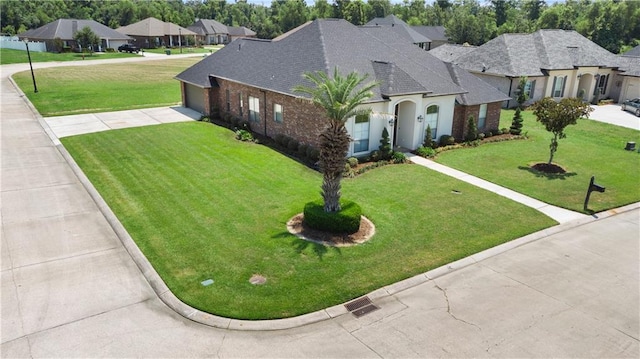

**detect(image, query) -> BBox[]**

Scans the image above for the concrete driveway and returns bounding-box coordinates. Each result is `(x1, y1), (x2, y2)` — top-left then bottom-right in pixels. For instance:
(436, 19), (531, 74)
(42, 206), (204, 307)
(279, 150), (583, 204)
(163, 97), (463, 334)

(2, 56), (639, 358)
(44, 106), (200, 138)
(589, 104), (640, 130)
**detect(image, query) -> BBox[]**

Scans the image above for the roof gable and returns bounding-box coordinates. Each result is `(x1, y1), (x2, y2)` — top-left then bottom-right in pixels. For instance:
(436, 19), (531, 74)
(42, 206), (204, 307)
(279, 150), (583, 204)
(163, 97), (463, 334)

(116, 17), (196, 37)
(18, 19), (131, 41)
(453, 29), (620, 77)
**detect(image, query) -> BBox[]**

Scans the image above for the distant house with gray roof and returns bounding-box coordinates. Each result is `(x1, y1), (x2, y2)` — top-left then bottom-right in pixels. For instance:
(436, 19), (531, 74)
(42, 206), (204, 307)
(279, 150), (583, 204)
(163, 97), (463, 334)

(188, 19), (256, 45)
(610, 45), (640, 102)
(176, 19), (508, 155)
(412, 25), (449, 49)
(17, 19), (131, 52)
(364, 15), (431, 50)
(431, 29), (624, 107)
(429, 44), (476, 63)
(116, 17), (196, 49)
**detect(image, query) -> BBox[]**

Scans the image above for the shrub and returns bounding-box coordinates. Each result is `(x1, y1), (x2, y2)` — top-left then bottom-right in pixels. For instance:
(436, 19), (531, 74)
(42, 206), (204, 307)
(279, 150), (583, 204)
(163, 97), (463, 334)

(484, 131), (493, 138)
(439, 135), (455, 147)
(199, 115), (210, 122)
(347, 157), (358, 168)
(501, 127), (508, 134)
(275, 134), (288, 147)
(392, 152), (407, 163)
(287, 139), (299, 152)
(510, 107), (524, 135)
(298, 143), (309, 158)
(303, 199), (362, 234)
(465, 115), (478, 142)
(235, 129), (254, 142)
(423, 125), (435, 148)
(306, 147), (320, 162)
(379, 127), (393, 160)
(105, 48), (115, 53)
(343, 163), (356, 178)
(478, 133), (485, 140)
(369, 150), (381, 162)
(416, 146), (436, 158)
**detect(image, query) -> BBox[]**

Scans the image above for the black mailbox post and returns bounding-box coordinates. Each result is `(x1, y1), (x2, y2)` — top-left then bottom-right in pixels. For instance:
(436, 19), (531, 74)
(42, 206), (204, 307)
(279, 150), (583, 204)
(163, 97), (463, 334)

(584, 176), (605, 211)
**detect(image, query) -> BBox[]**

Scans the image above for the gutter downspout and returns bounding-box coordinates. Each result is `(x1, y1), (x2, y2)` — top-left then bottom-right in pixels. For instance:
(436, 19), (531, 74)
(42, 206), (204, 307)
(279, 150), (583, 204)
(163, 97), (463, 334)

(261, 89), (267, 136)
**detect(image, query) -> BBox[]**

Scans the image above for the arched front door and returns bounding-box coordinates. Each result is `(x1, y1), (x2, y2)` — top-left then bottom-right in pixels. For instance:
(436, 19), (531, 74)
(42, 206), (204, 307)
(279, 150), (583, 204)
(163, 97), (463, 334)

(393, 101), (416, 149)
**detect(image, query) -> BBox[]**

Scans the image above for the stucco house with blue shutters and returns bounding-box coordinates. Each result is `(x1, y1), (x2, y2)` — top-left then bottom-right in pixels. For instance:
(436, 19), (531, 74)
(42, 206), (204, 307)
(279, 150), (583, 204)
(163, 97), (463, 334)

(431, 29), (624, 108)
(175, 19), (508, 157)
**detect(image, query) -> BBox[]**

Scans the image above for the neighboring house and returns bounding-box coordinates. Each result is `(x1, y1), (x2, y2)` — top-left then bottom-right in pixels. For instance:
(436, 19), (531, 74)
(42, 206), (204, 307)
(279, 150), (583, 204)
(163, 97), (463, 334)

(412, 25), (449, 49)
(365, 15), (449, 50)
(188, 19), (257, 45)
(175, 19), (509, 156)
(428, 43), (476, 63)
(432, 29), (622, 108)
(116, 17), (196, 49)
(365, 15), (431, 50)
(610, 45), (640, 102)
(17, 19), (131, 52)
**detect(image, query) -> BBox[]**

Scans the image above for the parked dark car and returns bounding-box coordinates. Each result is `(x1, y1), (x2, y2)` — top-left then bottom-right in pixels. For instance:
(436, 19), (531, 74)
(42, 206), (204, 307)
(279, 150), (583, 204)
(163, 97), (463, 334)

(118, 44), (140, 53)
(621, 98), (640, 117)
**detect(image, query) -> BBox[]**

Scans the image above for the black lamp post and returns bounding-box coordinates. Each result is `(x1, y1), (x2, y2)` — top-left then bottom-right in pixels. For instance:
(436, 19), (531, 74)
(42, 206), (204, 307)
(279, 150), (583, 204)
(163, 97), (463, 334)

(179, 28), (182, 54)
(24, 38), (38, 93)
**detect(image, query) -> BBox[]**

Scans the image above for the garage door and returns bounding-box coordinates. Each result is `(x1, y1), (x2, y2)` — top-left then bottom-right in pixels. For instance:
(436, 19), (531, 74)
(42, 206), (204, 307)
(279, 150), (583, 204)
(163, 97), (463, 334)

(184, 83), (205, 114)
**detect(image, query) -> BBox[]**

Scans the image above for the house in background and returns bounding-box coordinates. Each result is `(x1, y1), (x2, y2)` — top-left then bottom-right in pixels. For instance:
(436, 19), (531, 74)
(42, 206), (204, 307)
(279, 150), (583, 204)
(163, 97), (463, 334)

(431, 29), (622, 108)
(188, 19), (256, 45)
(176, 19), (508, 156)
(412, 25), (449, 49)
(17, 19), (131, 52)
(116, 17), (196, 49)
(610, 45), (640, 102)
(364, 15), (431, 50)
(428, 43), (476, 63)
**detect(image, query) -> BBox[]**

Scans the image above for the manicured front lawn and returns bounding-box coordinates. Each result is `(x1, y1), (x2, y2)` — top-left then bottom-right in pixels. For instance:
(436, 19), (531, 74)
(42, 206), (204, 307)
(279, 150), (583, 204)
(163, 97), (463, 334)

(436, 110), (640, 213)
(12, 58), (201, 116)
(0, 48), (138, 65)
(62, 122), (556, 319)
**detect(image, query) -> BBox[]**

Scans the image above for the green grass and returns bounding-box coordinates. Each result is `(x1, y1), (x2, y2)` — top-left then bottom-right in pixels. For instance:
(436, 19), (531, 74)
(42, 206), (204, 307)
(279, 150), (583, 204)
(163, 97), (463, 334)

(62, 122), (556, 319)
(12, 58), (201, 116)
(436, 110), (640, 213)
(0, 48), (139, 65)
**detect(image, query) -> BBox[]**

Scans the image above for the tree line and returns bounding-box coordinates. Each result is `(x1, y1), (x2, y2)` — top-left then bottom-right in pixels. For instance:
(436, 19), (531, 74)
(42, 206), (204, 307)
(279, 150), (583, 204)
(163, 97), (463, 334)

(2, 0), (638, 54)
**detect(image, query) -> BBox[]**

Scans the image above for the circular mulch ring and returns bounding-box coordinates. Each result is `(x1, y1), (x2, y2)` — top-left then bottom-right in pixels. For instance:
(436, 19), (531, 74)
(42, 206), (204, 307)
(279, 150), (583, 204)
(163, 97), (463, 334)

(531, 162), (567, 174)
(286, 214), (375, 247)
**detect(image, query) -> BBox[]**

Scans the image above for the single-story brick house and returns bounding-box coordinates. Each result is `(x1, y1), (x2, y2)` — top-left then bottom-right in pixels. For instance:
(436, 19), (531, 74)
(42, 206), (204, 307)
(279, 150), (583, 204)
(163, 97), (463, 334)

(116, 17), (196, 49)
(17, 19), (131, 52)
(175, 19), (509, 157)
(188, 18), (256, 45)
(431, 29), (623, 108)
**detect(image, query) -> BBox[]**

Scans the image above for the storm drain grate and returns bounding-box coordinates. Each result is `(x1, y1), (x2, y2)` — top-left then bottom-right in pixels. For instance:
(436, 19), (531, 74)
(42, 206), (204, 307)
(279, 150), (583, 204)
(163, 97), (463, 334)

(351, 304), (380, 318)
(344, 296), (379, 317)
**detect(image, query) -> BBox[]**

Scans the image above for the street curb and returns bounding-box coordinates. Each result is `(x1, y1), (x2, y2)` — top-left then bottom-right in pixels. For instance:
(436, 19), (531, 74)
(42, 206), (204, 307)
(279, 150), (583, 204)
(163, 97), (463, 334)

(11, 70), (639, 331)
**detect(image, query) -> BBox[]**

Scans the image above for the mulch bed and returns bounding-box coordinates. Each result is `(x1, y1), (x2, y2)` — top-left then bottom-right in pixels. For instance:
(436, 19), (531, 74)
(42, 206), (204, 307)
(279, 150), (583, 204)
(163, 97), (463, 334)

(286, 214), (375, 247)
(531, 162), (567, 174)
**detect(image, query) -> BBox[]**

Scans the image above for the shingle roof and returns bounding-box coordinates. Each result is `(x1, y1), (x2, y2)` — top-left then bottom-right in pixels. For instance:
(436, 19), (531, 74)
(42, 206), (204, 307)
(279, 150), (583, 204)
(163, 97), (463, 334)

(177, 19), (505, 105)
(623, 45), (640, 57)
(364, 15), (431, 44)
(188, 19), (228, 36)
(116, 17), (196, 37)
(445, 63), (511, 105)
(428, 44), (477, 63)
(453, 29), (621, 77)
(227, 26), (256, 37)
(412, 26), (448, 42)
(18, 19), (131, 41)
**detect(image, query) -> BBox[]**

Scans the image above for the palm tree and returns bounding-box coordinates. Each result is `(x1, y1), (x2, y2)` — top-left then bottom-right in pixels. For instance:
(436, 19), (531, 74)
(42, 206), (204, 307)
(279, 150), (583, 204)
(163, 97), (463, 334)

(293, 67), (378, 212)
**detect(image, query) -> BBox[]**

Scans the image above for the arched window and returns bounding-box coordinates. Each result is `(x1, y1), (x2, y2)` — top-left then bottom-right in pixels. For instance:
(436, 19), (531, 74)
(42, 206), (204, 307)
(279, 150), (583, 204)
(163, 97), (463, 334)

(426, 105), (439, 139)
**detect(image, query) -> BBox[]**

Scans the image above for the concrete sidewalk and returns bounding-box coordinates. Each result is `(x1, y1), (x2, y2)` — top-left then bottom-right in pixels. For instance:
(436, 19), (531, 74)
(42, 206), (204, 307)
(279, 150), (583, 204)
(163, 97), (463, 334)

(406, 154), (589, 224)
(2, 56), (638, 358)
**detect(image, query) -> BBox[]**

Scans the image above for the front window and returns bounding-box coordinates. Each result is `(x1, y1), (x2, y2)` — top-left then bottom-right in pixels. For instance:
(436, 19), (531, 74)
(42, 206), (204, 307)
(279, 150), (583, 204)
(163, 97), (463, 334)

(425, 105), (439, 139)
(524, 80), (536, 99)
(552, 76), (565, 97)
(249, 96), (260, 122)
(478, 104), (487, 129)
(274, 103), (283, 123)
(352, 114), (369, 153)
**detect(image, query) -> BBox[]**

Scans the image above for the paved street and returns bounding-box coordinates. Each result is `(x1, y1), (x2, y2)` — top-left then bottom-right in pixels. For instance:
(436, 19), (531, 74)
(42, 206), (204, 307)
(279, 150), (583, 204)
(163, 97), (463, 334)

(1, 56), (639, 358)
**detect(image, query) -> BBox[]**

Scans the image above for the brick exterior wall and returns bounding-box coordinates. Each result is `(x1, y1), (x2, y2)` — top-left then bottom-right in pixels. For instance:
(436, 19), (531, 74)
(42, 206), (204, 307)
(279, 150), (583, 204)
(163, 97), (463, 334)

(452, 102), (502, 140)
(209, 79), (329, 148)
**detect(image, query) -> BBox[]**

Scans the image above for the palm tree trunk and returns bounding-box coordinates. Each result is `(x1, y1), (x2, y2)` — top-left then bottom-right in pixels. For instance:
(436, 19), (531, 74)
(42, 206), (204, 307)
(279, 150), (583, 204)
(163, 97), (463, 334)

(319, 121), (351, 212)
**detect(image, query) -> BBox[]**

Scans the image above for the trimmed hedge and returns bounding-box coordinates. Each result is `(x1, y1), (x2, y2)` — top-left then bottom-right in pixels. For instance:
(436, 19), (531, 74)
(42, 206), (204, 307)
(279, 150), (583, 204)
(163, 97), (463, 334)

(303, 199), (362, 234)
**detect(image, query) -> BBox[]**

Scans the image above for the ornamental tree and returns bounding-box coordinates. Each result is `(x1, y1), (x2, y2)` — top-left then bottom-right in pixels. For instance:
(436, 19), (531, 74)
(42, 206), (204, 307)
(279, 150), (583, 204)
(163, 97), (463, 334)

(531, 97), (593, 165)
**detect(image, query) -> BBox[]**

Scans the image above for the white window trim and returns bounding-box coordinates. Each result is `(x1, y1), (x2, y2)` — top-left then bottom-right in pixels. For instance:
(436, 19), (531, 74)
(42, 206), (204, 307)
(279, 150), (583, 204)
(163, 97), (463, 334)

(274, 103), (283, 123)
(248, 96), (260, 122)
